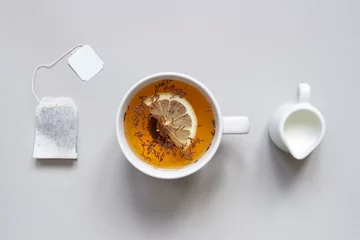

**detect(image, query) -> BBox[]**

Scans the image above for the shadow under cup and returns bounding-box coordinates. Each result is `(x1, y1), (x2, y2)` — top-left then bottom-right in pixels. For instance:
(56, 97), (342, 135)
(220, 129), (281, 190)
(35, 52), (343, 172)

(116, 72), (223, 179)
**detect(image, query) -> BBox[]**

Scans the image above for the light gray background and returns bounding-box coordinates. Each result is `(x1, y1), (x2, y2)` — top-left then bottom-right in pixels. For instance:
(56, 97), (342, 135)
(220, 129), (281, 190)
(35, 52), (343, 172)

(1, 1), (359, 239)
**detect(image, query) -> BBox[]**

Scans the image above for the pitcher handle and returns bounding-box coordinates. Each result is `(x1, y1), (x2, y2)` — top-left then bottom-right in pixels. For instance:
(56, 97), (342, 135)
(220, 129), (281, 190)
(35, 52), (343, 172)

(223, 116), (250, 135)
(297, 83), (311, 103)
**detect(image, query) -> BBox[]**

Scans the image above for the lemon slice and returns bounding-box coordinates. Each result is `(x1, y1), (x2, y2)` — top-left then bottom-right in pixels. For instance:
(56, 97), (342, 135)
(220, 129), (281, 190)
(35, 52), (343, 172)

(144, 93), (197, 149)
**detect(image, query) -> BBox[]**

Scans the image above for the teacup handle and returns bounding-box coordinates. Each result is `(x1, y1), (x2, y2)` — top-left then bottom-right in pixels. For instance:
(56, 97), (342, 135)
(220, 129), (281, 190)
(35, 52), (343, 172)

(223, 116), (250, 135)
(297, 83), (311, 102)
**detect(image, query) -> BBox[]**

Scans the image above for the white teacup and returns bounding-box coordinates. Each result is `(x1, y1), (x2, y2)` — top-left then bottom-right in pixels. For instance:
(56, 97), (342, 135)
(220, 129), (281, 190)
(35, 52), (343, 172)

(116, 72), (249, 179)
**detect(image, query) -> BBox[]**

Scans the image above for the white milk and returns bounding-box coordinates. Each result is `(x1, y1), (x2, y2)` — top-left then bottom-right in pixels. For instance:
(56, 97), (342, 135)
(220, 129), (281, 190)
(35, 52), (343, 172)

(283, 110), (322, 159)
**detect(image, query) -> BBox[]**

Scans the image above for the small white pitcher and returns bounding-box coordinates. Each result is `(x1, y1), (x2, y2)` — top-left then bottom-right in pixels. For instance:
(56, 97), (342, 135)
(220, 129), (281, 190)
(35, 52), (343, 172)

(268, 83), (326, 160)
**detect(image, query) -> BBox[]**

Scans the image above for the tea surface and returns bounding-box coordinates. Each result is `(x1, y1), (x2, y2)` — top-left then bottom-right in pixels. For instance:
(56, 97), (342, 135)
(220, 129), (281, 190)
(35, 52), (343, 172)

(123, 79), (216, 169)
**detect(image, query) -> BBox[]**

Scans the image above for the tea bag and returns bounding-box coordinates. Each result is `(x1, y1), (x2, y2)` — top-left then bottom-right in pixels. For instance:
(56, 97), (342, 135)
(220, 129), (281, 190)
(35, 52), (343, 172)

(33, 98), (77, 159)
(31, 44), (103, 159)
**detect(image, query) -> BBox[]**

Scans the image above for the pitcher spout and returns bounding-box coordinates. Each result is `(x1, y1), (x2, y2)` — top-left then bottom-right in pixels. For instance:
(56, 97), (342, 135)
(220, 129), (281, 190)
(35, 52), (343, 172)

(286, 142), (313, 160)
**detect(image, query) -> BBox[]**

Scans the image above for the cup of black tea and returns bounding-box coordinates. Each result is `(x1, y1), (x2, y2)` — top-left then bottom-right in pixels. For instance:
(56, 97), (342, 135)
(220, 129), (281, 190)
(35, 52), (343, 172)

(116, 72), (249, 179)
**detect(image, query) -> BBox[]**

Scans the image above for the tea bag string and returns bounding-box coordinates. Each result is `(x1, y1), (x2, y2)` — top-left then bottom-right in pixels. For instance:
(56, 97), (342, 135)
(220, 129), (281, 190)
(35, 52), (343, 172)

(31, 44), (84, 102)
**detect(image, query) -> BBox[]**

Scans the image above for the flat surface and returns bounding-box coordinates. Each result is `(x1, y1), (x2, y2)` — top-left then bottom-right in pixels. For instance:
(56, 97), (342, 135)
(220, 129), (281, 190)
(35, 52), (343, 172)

(0, 1), (359, 239)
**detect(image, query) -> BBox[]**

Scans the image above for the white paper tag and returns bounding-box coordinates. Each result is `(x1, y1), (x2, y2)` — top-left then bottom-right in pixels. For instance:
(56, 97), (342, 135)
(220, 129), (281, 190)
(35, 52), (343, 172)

(68, 45), (103, 81)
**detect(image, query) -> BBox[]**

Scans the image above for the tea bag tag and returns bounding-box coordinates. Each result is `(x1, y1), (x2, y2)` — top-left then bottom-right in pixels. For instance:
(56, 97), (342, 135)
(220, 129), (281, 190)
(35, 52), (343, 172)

(68, 45), (103, 81)
(33, 97), (78, 159)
